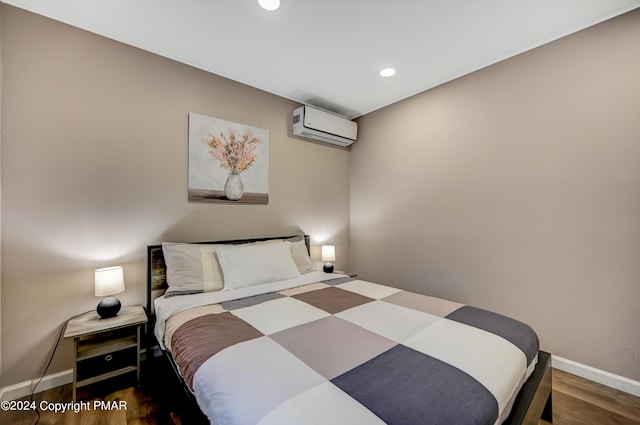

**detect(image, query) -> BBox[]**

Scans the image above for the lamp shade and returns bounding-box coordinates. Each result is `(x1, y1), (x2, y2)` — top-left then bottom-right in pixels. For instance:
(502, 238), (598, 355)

(258, 0), (280, 11)
(94, 266), (125, 297)
(321, 245), (336, 262)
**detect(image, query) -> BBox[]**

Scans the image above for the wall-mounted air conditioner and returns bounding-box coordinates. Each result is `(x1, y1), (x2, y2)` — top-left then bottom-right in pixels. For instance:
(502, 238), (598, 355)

(292, 106), (357, 147)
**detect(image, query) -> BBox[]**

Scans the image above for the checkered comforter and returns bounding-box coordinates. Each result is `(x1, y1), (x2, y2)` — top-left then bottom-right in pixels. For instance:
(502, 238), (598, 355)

(163, 277), (539, 425)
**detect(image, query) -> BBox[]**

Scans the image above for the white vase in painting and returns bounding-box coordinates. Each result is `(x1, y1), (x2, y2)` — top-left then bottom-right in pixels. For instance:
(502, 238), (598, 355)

(224, 173), (244, 200)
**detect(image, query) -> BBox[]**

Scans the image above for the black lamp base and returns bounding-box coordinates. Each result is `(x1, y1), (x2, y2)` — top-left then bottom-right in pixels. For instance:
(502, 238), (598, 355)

(323, 262), (334, 273)
(97, 296), (121, 319)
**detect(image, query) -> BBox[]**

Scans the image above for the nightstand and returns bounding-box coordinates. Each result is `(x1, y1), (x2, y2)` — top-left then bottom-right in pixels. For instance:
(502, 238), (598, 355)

(64, 304), (147, 400)
(334, 271), (358, 278)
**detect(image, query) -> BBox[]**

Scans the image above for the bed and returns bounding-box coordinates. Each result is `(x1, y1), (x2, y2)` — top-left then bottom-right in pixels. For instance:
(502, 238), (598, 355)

(147, 235), (552, 425)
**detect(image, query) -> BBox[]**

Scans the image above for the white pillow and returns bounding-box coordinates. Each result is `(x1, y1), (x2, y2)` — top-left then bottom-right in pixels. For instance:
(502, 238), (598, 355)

(254, 236), (314, 274)
(215, 241), (300, 291)
(162, 243), (224, 296)
(290, 239), (314, 274)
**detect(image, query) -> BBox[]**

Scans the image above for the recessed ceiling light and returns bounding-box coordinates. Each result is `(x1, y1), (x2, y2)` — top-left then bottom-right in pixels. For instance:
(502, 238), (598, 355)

(379, 67), (396, 77)
(258, 0), (280, 11)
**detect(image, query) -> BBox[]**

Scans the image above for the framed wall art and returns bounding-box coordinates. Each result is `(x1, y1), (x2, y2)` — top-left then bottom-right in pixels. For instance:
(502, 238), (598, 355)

(188, 112), (269, 204)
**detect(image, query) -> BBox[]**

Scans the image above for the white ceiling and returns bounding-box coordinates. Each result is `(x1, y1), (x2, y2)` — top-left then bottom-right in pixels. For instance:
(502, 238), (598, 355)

(4, 0), (640, 118)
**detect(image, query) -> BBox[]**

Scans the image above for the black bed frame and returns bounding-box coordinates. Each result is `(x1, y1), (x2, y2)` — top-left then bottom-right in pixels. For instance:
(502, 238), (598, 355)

(146, 235), (552, 424)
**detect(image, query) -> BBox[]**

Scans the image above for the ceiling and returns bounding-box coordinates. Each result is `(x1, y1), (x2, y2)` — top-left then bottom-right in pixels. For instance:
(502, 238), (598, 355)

(4, 0), (640, 118)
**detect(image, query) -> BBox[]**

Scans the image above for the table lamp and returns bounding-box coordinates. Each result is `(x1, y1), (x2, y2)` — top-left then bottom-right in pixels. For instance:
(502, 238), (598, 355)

(95, 266), (125, 318)
(322, 245), (335, 273)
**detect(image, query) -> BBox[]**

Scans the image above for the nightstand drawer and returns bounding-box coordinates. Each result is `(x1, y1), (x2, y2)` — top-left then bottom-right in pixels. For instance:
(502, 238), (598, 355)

(77, 346), (137, 381)
(78, 333), (137, 361)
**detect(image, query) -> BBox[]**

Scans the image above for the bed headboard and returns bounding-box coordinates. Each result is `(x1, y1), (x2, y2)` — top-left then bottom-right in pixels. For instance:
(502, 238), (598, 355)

(146, 235), (311, 315)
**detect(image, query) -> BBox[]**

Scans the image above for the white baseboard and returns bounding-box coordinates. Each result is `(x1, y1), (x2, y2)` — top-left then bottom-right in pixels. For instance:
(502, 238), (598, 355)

(0, 369), (73, 401)
(552, 355), (640, 397)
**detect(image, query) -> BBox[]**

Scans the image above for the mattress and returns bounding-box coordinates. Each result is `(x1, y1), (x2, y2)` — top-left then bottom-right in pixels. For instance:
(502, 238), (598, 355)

(154, 273), (539, 425)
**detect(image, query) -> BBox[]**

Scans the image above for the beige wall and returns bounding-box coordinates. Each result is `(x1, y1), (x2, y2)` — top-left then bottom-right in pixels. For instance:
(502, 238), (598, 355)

(351, 9), (640, 381)
(0, 5), (350, 386)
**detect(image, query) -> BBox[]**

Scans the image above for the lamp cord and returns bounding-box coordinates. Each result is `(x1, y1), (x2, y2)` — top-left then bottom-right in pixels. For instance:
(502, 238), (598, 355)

(29, 310), (91, 425)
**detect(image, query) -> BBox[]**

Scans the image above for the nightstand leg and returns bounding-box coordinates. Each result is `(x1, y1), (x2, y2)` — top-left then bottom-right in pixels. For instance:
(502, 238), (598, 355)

(136, 325), (141, 386)
(72, 337), (79, 401)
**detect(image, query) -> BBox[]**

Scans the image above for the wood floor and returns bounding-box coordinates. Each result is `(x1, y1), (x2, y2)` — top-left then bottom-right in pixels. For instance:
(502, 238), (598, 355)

(540, 369), (640, 425)
(2, 366), (639, 424)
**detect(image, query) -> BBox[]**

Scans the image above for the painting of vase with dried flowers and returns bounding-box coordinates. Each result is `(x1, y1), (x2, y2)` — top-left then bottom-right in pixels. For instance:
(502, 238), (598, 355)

(188, 112), (269, 203)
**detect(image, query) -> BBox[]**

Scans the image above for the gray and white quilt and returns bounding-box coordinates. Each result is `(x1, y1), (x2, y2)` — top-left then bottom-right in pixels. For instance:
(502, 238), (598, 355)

(157, 276), (539, 425)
